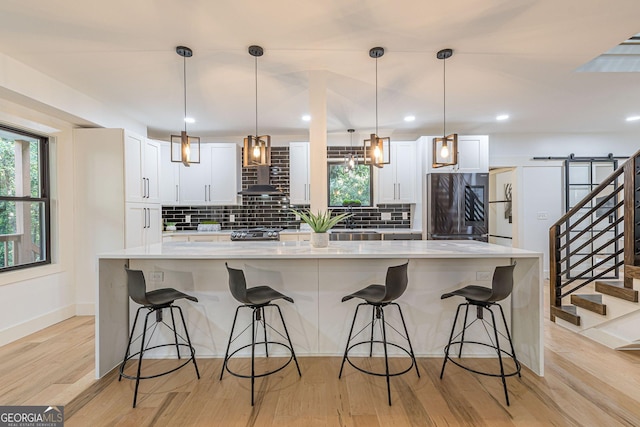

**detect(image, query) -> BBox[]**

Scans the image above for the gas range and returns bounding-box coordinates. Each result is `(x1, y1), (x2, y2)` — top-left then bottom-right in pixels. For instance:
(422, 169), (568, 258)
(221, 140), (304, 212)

(230, 228), (281, 241)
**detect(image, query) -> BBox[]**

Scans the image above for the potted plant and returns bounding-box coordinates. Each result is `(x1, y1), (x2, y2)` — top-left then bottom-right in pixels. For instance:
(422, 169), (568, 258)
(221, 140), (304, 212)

(291, 209), (352, 248)
(165, 222), (177, 232)
(342, 199), (362, 207)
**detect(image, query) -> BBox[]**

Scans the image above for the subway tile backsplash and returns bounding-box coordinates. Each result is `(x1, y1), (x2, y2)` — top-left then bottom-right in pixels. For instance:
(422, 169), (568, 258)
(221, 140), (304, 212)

(162, 146), (411, 230)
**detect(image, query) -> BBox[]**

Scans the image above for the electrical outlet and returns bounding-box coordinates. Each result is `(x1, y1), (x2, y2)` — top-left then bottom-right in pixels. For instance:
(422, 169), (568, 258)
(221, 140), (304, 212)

(295, 214), (301, 221)
(381, 212), (392, 221)
(536, 211), (548, 220)
(150, 271), (164, 282)
(402, 212), (408, 220)
(229, 214), (235, 222)
(185, 214), (191, 223)
(476, 271), (492, 281)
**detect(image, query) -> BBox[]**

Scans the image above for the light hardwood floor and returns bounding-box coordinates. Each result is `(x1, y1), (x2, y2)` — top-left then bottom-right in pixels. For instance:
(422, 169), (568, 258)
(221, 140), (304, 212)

(2, 310), (640, 426)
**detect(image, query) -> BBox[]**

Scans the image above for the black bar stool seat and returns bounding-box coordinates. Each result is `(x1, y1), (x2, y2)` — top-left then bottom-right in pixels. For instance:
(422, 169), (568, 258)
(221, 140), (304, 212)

(119, 267), (200, 408)
(339, 262), (420, 406)
(220, 263), (301, 406)
(440, 263), (521, 406)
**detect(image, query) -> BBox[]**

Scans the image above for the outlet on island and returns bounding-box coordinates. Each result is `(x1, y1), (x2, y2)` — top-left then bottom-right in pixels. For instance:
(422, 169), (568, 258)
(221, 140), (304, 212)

(185, 214), (191, 223)
(229, 214), (235, 222)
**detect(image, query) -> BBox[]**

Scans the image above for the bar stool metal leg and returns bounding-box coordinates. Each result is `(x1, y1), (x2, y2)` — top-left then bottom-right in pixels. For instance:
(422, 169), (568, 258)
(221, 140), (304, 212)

(369, 306), (376, 357)
(440, 303), (464, 379)
(497, 304), (521, 378)
(251, 307), (256, 406)
(458, 303), (470, 358)
(488, 307), (509, 405)
(262, 306), (269, 357)
(169, 307), (181, 359)
(176, 305), (200, 379)
(119, 307), (142, 382)
(220, 306), (242, 380)
(380, 306), (392, 406)
(274, 304), (301, 376)
(339, 303), (363, 379)
(132, 310), (153, 408)
(393, 303), (420, 377)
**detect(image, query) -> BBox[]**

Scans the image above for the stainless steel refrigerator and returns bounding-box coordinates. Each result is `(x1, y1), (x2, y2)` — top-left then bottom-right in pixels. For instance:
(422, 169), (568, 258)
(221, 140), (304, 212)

(426, 173), (489, 241)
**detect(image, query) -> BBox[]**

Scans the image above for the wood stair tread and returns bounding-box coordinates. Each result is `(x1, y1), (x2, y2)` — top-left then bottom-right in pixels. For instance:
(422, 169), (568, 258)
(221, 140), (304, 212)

(595, 280), (638, 302)
(551, 305), (580, 326)
(571, 294), (606, 315)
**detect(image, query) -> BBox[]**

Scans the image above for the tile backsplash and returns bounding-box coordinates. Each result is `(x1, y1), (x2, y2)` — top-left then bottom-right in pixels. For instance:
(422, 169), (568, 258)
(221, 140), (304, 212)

(162, 146), (411, 230)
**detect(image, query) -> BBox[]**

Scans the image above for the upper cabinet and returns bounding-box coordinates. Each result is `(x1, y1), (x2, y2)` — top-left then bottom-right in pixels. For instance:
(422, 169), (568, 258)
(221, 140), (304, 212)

(161, 142), (241, 206)
(425, 135), (489, 174)
(124, 134), (161, 203)
(289, 142), (311, 205)
(377, 141), (417, 204)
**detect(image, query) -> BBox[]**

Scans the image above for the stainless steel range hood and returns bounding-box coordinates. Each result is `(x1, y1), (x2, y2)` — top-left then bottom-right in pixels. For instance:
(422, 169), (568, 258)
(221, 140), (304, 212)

(238, 165), (283, 196)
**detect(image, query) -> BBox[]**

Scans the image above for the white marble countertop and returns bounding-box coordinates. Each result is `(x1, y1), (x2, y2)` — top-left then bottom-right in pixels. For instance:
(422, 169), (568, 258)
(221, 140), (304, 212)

(100, 240), (540, 260)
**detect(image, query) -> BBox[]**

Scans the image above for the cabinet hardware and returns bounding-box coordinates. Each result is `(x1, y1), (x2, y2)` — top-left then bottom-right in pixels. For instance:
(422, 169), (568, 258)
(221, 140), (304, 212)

(398, 183), (401, 200)
(175, 185), (179, 202)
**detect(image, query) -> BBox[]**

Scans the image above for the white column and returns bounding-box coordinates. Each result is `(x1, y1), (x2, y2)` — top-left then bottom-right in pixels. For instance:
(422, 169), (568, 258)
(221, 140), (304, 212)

(308, 71), (327, 212)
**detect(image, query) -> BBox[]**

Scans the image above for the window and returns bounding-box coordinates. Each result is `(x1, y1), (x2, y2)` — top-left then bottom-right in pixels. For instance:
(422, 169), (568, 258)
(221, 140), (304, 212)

(0, 126), (50, 271)
(327, 163), (372, 207)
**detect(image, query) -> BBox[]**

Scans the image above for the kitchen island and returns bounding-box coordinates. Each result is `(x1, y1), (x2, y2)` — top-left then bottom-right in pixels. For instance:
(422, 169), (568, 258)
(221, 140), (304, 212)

(96, 240), (542, 378)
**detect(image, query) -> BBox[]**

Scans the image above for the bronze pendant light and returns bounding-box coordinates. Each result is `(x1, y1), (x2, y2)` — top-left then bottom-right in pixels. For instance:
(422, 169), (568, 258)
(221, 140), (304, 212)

(363, 47), (390, 168)
(432, 48), (458, 168)
(171, 46), (200, 167)
(344, 129), (357, 172)
(243, 45), (272, 167)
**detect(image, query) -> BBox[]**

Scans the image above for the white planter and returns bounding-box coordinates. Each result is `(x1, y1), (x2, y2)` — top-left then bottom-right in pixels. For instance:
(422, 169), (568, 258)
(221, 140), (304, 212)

(310, 232), (329, 248)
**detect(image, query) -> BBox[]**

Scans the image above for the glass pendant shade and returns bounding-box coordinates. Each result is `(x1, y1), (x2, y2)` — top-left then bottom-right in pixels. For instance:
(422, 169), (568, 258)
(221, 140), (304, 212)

(243, 134), (271, 167)
(432, 134), (458, 168)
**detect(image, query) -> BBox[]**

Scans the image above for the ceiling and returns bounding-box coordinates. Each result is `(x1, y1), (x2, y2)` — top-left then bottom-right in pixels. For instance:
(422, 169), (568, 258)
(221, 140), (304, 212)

(1, 0), (640, 140)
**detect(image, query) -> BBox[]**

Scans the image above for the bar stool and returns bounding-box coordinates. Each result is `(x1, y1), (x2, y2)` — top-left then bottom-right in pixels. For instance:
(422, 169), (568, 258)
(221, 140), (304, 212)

(439, 263), (521, 406)
(338, 262), (420, 406)
(220, 263), (301, 405)
(119, 267), (200, 408)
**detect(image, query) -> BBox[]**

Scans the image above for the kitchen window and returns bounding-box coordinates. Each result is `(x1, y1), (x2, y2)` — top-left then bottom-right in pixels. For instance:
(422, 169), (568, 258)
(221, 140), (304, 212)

(0, 125), (50, 272)
(327, 162), (372, 207)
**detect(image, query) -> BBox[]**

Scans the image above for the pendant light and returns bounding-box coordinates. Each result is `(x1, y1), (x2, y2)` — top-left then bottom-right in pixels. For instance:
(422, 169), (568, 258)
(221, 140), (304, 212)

(171, 46), (200, 167)
(432, 48), (458, 168)
(243, 45), (271, 167)
(363, 47), (390, 168)
(344, 129), (357, 172)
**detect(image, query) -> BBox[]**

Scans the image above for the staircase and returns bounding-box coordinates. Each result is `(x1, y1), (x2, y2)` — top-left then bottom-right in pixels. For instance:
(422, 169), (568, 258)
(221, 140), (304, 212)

(549, 149), (640, 350)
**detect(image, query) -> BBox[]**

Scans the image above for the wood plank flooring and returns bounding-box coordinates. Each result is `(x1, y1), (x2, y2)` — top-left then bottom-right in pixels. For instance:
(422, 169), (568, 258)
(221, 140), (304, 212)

(1, 310), (640, 426)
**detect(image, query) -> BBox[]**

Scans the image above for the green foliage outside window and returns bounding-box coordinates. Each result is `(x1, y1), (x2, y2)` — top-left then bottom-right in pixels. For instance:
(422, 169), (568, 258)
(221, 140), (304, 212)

(328, 163), (371, 207)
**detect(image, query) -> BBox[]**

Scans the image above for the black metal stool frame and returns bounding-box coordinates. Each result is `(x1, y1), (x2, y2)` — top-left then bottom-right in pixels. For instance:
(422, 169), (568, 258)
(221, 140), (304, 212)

(219, 301), (301, 406)
(440, 299), (521, 406)
(339, 300), (420, 406)
(119, 303), (200, 408)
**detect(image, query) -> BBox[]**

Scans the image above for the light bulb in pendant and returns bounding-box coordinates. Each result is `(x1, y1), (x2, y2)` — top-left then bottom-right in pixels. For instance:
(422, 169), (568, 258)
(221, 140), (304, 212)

(440, 142), (449, 158)
(374, 145), (381, 159)
(253, 144), (261, 158)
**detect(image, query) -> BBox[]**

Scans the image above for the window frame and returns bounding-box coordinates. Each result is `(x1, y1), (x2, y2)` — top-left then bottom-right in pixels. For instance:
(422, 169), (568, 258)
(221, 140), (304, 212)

(0, 124), (51, 273)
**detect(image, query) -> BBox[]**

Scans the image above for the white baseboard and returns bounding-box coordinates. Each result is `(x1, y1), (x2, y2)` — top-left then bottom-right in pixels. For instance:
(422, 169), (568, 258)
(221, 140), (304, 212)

(75, 303), (95, 316)
(0, 305), (76, 347)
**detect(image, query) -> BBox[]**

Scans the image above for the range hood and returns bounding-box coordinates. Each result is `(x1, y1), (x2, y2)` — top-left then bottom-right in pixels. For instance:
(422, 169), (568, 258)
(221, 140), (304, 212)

(238, 165), (283, 196)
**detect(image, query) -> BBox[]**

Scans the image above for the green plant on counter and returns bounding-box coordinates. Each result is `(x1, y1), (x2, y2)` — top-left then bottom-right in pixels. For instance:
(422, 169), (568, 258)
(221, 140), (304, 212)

(165, 222), (177, 227)
(342, 199), (362, 207)
(290, 209), (352, 233)
(200, 220), (219, 224)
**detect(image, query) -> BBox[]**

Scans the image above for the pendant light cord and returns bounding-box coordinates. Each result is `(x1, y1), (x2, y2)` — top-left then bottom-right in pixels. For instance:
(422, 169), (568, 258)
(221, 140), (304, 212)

(255, 55), (258, 137)
(375, 57), (379, 135)
(183, 54), (187, 133)
(443, 56), (446, 137)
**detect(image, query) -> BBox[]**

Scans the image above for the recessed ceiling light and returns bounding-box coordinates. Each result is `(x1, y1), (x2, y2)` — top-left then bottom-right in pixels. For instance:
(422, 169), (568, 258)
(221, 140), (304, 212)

(496, 114), (509, 121)
(626, 115), (640, 122)
(404, 115), (415, 122)
(184, 117), (195, 124)
(302, 114), (311, 122)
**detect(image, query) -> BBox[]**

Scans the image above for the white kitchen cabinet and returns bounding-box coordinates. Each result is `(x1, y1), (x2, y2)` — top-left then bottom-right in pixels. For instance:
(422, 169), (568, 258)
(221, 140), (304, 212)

(377, 141), (417, 204)
(426, 135), (489, 173)
(160, 143), (180, 205)
(125, 203), (162, 248)
(124, 134), (161, 203)
(178, 143), (240, 205)
(289, 142), (311, 205)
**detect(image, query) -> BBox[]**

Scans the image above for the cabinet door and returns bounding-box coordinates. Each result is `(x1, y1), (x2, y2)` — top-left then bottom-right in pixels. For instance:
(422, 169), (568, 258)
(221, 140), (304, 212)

(144, 140), (161, 203)
(179, 145), (211, 204)
(377, 158), (397, 203)
(125, 203), (145, 248)
(146, 205), (162, 245)
(456, 136), (489, 173)
(160, 143), (180, 205)
(290, 142), (310, 205)
(394, 141), (416, 203)
(209, 144), (239, 205)
(124, 133), (145, 203)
